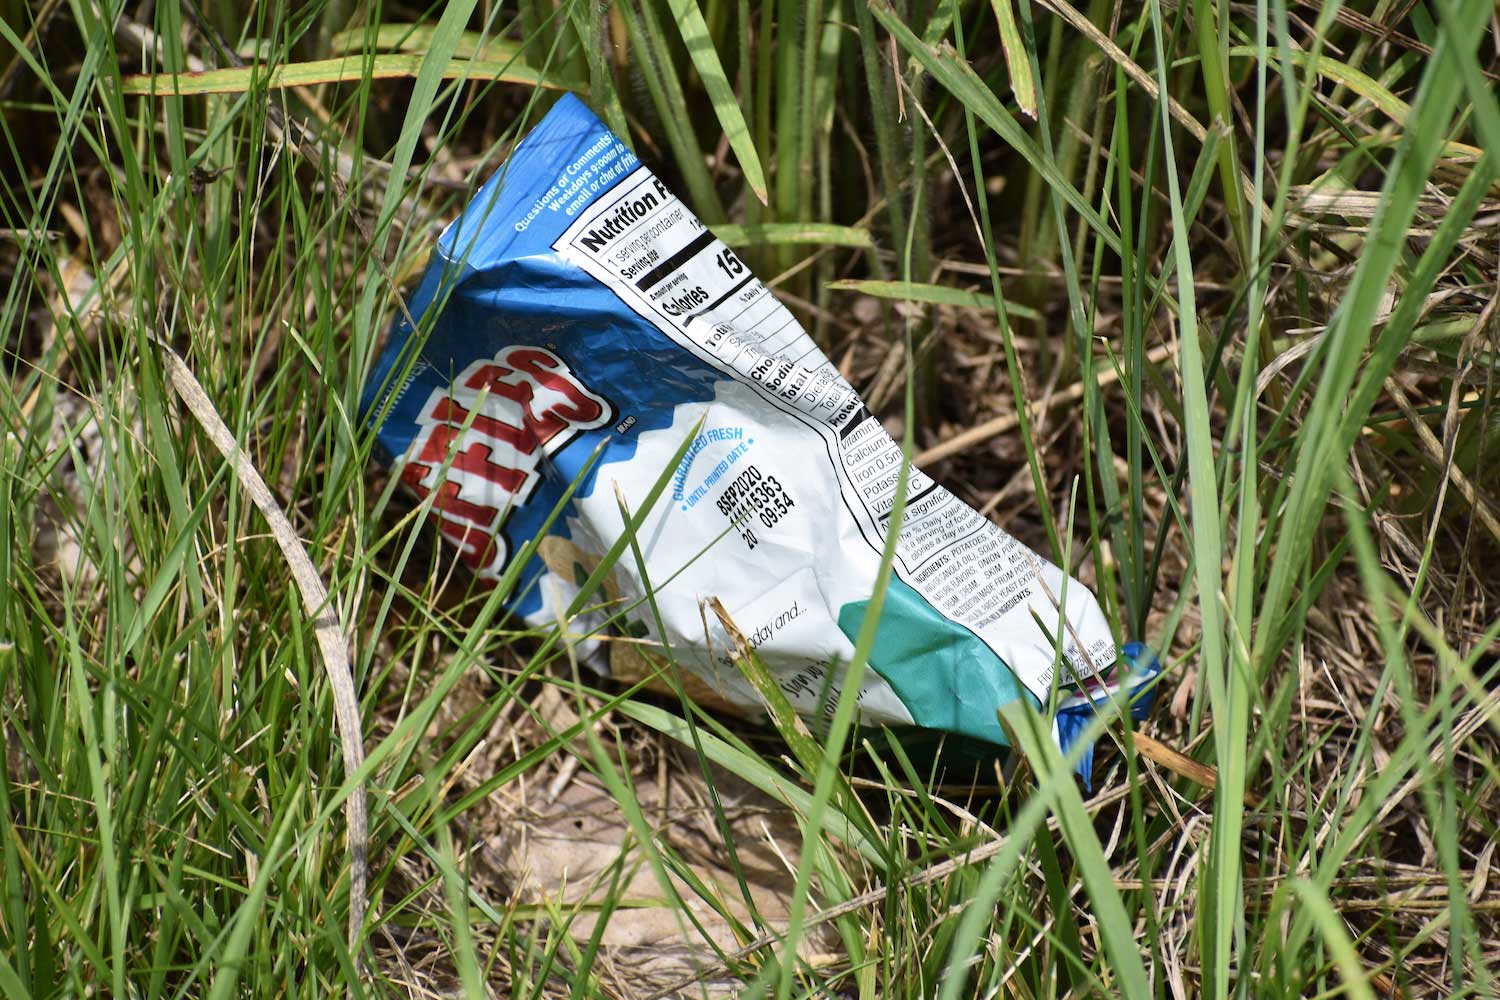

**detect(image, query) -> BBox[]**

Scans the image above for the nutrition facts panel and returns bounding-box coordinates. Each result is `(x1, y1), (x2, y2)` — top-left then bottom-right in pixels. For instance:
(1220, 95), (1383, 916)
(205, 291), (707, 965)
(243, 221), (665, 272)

(558, 169), (863, 429)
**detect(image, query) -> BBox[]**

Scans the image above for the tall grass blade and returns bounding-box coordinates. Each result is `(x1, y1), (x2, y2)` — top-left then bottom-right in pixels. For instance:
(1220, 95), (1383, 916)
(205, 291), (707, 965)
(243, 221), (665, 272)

(712, 222), (873, 247)
(118, 51), (581, 96)
(1002, 702), (1151, 995)
(371, 0), (483, 249)
(1188, 0), (1250, 261)
(989, 0), (1037, 119)
(1288, 881), (1379, 1000)
(826, 278), (1041, 318)
(1143, 2), (1234, 995)
(665, 0), (768, 204)
(618, 0), (727, 222)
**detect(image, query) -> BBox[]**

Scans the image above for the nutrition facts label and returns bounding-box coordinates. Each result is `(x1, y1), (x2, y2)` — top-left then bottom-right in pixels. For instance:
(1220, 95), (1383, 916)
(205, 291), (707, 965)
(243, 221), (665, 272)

(555, 165), (1114, 697)
(560, 171), (864, 430)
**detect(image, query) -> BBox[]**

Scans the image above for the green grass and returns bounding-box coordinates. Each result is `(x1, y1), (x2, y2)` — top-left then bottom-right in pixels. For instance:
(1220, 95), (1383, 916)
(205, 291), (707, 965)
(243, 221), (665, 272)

(3, 0), (1500, 996)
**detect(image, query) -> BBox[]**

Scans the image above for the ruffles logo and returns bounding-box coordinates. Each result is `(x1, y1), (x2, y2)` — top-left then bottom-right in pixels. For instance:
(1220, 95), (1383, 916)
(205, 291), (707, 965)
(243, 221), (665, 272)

(397, 346), (612, 579)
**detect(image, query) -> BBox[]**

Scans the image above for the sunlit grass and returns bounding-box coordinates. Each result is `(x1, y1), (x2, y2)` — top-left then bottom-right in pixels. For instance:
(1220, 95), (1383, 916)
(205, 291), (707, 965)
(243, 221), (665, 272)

(1, 0), (1498, 996)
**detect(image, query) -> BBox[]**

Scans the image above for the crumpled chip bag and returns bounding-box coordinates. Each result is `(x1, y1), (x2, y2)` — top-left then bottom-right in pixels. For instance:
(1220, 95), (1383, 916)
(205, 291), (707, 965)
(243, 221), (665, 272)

(363, 94), (1157, 775)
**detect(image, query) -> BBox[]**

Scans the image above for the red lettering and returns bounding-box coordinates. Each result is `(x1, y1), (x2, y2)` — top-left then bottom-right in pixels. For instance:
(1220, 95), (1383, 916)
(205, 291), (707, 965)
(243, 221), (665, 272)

(436, 516), (501, 572)
(397, 348), (607, 584)
(508, 349), (605, 424)
(399, 460), (432, 489)
(461, 364), (567, 447)
(416, 425), (529, 494)
(426, 480), (500, 526)
(459, 349), (606, 449)
(429, 396), (532, 451)
(400, 449), (503, 568)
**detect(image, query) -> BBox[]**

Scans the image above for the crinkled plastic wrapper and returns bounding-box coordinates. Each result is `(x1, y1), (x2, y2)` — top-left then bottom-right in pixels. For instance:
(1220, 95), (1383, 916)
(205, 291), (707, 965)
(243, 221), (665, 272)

(363, 94), (1157, 778)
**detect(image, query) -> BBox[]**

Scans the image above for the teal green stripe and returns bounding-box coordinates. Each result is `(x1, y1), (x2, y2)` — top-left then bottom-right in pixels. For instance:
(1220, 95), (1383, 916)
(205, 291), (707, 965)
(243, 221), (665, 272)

(837, 578), (1035, 746)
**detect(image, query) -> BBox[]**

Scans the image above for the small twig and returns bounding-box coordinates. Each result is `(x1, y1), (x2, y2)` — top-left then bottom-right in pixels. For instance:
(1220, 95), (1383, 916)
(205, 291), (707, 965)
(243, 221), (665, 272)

(1130, 731), (1220, 791)
(1131, 730), (1268, 810)
(156, 340), (369, 954)
(888, 34), (906, 122)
